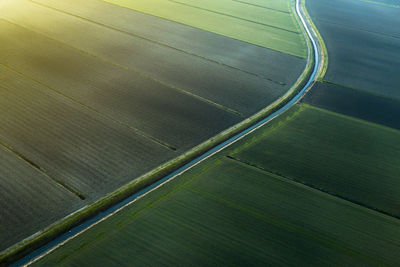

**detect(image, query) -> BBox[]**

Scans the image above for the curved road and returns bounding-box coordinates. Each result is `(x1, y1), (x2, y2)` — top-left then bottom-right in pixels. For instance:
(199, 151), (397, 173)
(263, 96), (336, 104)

(14, 0), (322, 265)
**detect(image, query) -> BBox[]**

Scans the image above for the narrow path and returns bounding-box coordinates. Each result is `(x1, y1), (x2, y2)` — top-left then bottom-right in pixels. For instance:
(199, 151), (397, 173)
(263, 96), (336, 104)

(13, 0), (323, 265)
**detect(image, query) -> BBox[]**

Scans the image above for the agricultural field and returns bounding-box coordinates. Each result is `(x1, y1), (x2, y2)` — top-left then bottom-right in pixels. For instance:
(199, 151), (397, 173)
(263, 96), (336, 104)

(0, 145), (82, 251)
(0, 0), (307, 257)
(34, 104), (400, 266)
(229, 104), (400, 218)
(231, 0), (292, 12)
(0, 65), (175, 201)
(302, 81), (400, 130)
(9, 0), (305, 84)
(0, 0), (305, 117)
(0, 20), (241, 150)
(307, 0), (400, 37)
(101, 0), (307, 57)
(298, 0), (400, 217)
(359, 0), (400, 8)
(307, 0), (400, 100)
(303, 0), (400, 213)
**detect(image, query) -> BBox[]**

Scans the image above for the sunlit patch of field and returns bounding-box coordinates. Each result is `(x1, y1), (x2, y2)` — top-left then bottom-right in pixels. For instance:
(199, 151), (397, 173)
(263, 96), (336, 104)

(102, 0), (307, 57)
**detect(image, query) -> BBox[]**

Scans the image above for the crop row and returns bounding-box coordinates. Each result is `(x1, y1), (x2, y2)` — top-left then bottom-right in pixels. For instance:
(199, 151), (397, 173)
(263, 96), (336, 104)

(19, 0), (306, 84)
(0, 145), (82, 251)
(306, 0), (400, 100)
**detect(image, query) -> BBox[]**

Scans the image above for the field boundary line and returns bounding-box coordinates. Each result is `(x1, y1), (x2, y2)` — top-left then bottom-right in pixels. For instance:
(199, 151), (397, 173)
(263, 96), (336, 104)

(0, 140), (85, 200)
(1, 0), (324, 264)
(361, 0), (400, 9)
(186, 185), (381, 264)
(0, 17), (243, 118)
(167, 0), (301, 34)
(315, 17), (400, 40)
(322, 80), (400, 103)
(231, 0), (291, 14)
(303, 0), (328, 80)
(28, 0), (286, 86)
(76, 0), (307, 58)
(0, 61), (177, 151)
(225, 155), (400, 223)
(305, 104), (400, 134)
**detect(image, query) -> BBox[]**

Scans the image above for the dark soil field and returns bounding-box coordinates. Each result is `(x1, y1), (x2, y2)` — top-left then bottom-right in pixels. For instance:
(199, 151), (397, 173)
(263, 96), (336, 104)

(0, 19), (270, 119)
(0, 146), (82, 251)
(0, 64), (182, 249)
(0, 66), (175, 200)
(307, 0), (400, 100)
(306, 0), (400, 37)
(0, 0), (306, 117)
(0, 20), (244, 151)
(302, 81), (400, 130)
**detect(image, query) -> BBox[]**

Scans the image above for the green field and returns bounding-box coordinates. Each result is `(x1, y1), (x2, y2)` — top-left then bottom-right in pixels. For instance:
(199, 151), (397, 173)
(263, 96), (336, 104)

(102, 0), (306, 57)
(234, 0), (292, 12)
(34, 104), (400, 266)
(230, 104), (400, 217)
(34, 151), (400, 266)
(165, 0), (299, 32)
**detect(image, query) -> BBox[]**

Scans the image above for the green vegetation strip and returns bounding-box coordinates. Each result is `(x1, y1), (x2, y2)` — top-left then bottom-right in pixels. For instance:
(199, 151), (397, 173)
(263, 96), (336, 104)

(232, 0), (292, 13)
(361, 0), (400, 8)
(168, 0), (300, 32)
(34, 155), (400, 266)
(102, 0), (307, 57)
(303, 0), (328, 80)
(230, 104), (400, 218)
